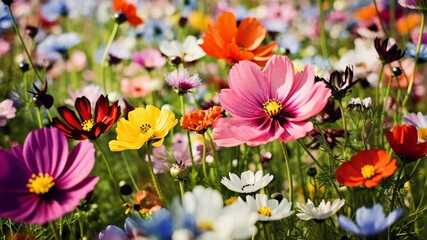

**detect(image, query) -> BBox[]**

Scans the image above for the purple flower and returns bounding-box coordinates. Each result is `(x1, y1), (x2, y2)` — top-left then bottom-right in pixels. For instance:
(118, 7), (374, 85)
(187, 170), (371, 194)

(398, 0), (427, 10)
(165, 68), (201, 94)
(0, 99), (16, 127)
(133, 48), (166, 70)
(0, 127), (98, 224)
(99, 225), (127, 240)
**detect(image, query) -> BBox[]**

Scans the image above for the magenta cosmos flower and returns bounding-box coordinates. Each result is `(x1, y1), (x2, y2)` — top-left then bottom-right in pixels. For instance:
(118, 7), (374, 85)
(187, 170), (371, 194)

(398, 0), (427, 10)
(133, 48), (166, 70)
(213, 56), (331, 147)
(0, 127), (98, 224)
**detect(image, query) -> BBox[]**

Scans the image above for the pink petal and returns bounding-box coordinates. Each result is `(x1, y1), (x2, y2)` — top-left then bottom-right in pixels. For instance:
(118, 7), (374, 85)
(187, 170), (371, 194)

(290, 83), (331, 121)
(0, 192), (40, 224)
(55, 176), (98, 214)
(283, 65), (315, 106)
(263, 56), (295, 100)
(279, 121), (313, 142)
(56, 140), (96, 189)
(23, 128), (69, 178)
(217, 89), (265, 119)
(227, 60), (270, 105)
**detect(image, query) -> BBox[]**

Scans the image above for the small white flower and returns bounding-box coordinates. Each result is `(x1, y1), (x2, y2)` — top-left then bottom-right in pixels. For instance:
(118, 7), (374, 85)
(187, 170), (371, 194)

(348, 97), (372, 110)
(221, 170), (274, 193)
(159, 36), (206, 62)
(296, 199), (345, 221)
(403, 112), (427, 142)
(243, 194), (294, 221)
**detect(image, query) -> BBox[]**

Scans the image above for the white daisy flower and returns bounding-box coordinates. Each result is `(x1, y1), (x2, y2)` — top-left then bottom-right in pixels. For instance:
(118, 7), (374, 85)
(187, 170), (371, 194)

(403, 112), (427, 142)
(221, 170), (274, 193)
(242, 194), (294, 221)
(176, 186), (257, 240)
(159, 36), (206, 62)
(296, 199), (345, 221)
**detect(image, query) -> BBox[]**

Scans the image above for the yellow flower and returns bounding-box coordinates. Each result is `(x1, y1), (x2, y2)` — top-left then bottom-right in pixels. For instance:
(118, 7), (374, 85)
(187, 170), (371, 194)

(109, 105), (177, 151)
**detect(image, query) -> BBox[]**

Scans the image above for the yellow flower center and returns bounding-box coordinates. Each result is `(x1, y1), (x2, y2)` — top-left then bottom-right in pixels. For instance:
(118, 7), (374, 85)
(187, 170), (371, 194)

(197, 221), (214, 231)
(140, 123), (152, 133)
(224, 196), (238, 205)
(26, 173), (55, 195)
(81, 119), (95, 131)
(262, 99), (283, 117)
(361, 165), (376, 179)
(257, 206), (272, 217)
(418, 128), (427, 141)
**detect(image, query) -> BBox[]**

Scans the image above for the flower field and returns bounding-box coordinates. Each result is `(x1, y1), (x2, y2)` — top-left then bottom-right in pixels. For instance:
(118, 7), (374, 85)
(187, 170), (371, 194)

(1, 0), (427, 239)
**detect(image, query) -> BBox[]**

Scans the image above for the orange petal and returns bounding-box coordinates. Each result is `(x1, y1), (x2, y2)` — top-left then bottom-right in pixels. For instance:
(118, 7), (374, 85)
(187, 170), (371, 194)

(215, 12), (237, 45)
(236, 17), (266, 51)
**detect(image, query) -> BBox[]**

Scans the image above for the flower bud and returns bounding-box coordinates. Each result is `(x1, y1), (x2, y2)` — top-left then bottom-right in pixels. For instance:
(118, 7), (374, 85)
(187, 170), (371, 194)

(170, 160), (189, 181)
(18, 62), (30, 73)
(307, 167), (317, 177)
(270, 192), (283, 202)
(25, 25), (39, 39)
(2, 0), (14, 6)
(114, 12), (127, 24)
(119, 181), (133, 195)
(392, 67), (402, 77)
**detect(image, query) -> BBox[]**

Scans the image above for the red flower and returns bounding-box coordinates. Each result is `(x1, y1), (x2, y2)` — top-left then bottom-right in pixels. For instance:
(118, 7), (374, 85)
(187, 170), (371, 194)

(386, 124), (427, 163)
(52, 95), (120, 140)
(112, 0), (143, 26)
(336, 149), (397, 188)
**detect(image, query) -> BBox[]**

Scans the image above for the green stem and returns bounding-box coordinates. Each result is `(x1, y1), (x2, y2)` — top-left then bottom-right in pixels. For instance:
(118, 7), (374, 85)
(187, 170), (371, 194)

(50, 222), (60, 240)
(46, 108), (53, 123)
(316, 0), (329, 58)
(94, 139), (125, 203)
(146, 144), (166, 204)
(179, 180), (185, 202)
(36, 107), (43, 128)
(192, 91), (200, 110)
(390, 164), (405, 210)
(281, 142), (293, 206)
(121, 152), (139, 191)
(7, 5), (43, 81)
(402, 12), (426, 108)
(297, 140), (326, 172)
(373, 0), (389, 37)
(201, 133), (208, 180)
(296, 145), (308, 202)
(262, 223), (272, 240)
(375, 65), (385, 107)
(100, 22), (119, 94)
(180, 95), (196, 168)
(338, 100), (348, 159)
(380, 71), (393, 149)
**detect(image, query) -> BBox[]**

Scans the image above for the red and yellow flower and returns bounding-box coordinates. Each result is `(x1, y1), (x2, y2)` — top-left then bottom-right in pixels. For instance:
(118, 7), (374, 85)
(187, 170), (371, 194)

(336, 149), (397, 188)
(52, 95), (121, 140)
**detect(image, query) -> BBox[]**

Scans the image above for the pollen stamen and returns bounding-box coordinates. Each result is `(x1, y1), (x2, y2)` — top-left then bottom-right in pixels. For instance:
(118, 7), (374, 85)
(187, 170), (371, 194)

(262, 99), (283, 117)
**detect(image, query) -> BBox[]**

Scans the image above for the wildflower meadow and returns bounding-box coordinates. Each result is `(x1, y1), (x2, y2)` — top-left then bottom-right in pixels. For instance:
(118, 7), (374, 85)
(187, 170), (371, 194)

(2, 0), (427, 239)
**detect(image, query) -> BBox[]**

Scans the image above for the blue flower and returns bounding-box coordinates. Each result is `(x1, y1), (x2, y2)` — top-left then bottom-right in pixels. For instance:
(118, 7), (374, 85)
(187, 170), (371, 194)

(406, 42), (427, 62)
(36, 32), (81, 61)
(98, 225), (127, 240)
(41, 0), (97, 22)
(125, 209), (173, 240)
(0, 4), (13, 31)
(131, 19), (174, 43)
(338, 204), (403, 236)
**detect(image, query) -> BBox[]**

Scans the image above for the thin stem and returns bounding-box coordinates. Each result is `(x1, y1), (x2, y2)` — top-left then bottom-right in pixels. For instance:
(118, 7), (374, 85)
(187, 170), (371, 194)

(262, 223), (272, 240)
(46, 108), (53, 123)
(297, 140), (327, 172)
(146, 144), (166, 204)
(390, 164), (405, 210)
(402, 12), (426, 108)
(121, 152), (139, 191)
(316, 0), (329, 58)
(380, 71), (393, 149)
(192, 91), (200, 110)
(338, 100), (348, 159)
(94, 139), (125, 203)
(296, 145), (308, 202)
(100, 22), (119, 93)
(180, 95), (196, 167)
(178, 180), (185, 202)
(373, 0), (389, 36)
(49, 222), (60, 240)
(36, 107), (43, 128)
(375, 65), (385, 106)
(7, 5), (43, 81)
(201, 133), (208, 180)
(281, 142), (293, 206)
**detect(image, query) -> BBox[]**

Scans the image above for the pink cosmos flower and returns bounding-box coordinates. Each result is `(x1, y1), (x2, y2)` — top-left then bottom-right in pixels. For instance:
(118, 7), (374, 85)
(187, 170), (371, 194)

(0, 127), (98, 224)
(0, 99), (16, 127)
(398, 0), (427, 10)
(121, 75), (161, 98)
(213, 56), (331, 147)
(133, 48), (166, 70)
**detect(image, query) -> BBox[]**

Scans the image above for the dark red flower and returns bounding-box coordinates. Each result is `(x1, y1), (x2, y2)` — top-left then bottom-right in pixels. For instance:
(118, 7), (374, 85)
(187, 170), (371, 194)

(374, 38), (405, 64)
(52, 95), (120, 140)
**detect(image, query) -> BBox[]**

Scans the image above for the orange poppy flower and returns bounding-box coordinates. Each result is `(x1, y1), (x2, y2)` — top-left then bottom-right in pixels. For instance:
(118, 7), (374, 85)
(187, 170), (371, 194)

(336, 149), (397, 188)
(199, 12), (276, 67)
(180, 106), (223, 134)
(113, 0), (143, 26)
(386, 124), (427, 163)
